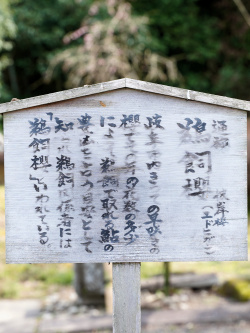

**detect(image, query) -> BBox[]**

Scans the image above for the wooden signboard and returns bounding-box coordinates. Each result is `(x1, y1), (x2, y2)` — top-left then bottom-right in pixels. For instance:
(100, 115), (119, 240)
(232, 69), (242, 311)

(1, 79), (248, 264)
(1, 79), (249, 332)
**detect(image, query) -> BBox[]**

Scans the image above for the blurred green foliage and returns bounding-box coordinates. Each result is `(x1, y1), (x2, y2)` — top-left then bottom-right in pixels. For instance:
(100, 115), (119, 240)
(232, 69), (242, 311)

(218, 279), (250, 302)
(45, 0), (180, 87)
(0, 0), (249, 103)
(133, 0), (250, 99)
(0, 0), (16, 102)
(1, 0), (91, 101)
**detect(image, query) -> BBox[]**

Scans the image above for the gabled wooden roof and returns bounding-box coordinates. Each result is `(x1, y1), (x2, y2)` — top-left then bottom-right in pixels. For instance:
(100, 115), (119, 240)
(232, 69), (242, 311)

(0, 78), (249, 113)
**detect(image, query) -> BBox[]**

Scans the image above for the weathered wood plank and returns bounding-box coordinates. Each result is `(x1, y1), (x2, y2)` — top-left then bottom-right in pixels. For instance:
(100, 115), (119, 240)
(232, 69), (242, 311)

(4, 89), (247, 263)
(113, 263), (141, 333)
(1, 78), (250, 114)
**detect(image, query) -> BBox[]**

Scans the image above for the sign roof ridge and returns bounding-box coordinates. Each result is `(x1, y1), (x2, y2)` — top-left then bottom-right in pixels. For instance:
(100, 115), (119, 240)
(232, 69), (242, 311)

(0, 78), (249, 113)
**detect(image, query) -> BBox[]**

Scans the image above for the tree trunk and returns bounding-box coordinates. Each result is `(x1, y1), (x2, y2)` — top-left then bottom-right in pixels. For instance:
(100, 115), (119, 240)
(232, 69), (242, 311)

(163, 262), (170, 295)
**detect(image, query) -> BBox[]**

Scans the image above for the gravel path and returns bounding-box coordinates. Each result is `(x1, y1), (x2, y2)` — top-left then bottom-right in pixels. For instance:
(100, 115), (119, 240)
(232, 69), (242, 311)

(142, 322), (250, 333)
(2, 289), (250, 332)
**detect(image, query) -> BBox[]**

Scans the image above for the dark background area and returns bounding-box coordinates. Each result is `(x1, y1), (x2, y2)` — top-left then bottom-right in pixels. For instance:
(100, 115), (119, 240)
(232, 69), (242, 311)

(1, 0), (250, 103)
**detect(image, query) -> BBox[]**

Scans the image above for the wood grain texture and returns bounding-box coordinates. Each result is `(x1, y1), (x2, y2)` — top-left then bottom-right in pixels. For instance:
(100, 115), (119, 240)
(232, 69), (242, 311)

(4, 89), (247, 263)
(1, 78), (250, 114)
(113, 263), (141, 333)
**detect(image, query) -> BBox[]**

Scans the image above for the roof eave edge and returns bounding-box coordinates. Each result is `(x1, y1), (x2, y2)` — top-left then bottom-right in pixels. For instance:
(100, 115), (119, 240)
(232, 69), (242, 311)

(0, 78), (126, 114)
(125, 78), (250, 112)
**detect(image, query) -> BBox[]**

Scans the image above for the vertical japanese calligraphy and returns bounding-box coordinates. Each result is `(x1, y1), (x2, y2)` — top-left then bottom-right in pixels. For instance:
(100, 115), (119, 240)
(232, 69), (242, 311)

(29, 116), (51, 246)
(55, 114), (75, 249)
(177, 117), (231, 255)
(122, 116), (140, 246)
(144, 114), (164, 254)
(79, 120), (95, 253)
(99, 115), (120, 252)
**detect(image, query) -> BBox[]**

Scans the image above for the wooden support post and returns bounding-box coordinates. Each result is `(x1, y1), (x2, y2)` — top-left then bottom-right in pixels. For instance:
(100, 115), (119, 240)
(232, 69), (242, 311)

(113, 262), (141, 333)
